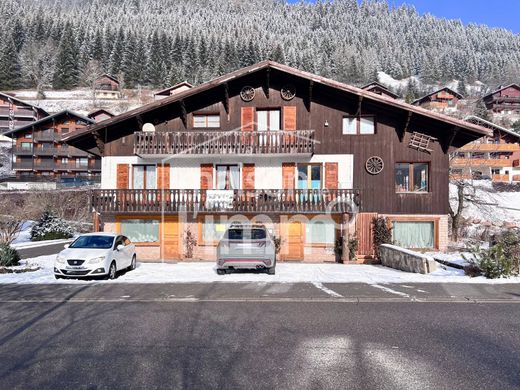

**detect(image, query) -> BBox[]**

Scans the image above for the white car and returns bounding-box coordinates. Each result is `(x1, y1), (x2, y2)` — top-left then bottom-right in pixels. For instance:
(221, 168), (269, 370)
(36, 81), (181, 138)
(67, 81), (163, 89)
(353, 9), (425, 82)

(54, 233), (136, 280)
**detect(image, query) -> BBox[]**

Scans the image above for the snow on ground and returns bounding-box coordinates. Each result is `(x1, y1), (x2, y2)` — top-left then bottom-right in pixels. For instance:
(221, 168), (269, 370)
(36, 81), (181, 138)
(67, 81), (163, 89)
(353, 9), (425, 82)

(1, 255), (519, 285)
(10, 221), (34, 245)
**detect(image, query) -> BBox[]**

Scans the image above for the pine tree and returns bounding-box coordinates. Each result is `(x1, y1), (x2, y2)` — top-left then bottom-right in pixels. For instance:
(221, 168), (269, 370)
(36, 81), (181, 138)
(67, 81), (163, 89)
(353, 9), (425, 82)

(474, 99), (490, 121)
(512, 120), (520, 135)
(53, 23), (80, 89)
(0, 36), (22, 89)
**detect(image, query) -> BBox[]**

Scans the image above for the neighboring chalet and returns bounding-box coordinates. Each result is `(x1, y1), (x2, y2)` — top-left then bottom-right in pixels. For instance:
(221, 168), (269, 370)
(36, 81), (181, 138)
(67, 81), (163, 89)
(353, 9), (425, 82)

(361, 82), (399, 99)
(154, 82), (193, 100)
(483, 84), (520, 115)
(452, 115), (520, 182)
(5, 110), (100, 183)
(88, 109), (115, 123)
(64, 61), (490, 262)
(94, 74), (121, 99)
(0, 92), (48, 134)
(412, 87), (463, 110)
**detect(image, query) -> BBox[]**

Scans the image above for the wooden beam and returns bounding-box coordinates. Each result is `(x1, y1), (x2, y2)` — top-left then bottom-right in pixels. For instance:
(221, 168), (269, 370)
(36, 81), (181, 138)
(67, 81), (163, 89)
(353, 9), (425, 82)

(355, 95), (363, 116)
(442, 126), (459, 154)
(92, 130), (105, 156)
(223, 83), (229, 114)
(306, 80), (313, 112)
(264, 68), (270, 98)
(179, 99), (187, 128)
(136, 114), (144, 130)
(399, 111), (413, 142)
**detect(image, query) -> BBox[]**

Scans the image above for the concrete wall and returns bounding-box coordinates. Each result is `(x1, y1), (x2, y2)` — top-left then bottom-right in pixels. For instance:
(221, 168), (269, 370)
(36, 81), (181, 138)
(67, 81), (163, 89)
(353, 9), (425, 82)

(379, 244), (438, 274)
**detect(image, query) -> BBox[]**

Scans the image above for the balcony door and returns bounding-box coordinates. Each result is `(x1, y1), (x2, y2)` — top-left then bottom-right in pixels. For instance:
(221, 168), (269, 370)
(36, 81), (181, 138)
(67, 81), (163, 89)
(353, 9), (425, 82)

(133, 165), (157, 189)
(257, 109), (280, 146)
(216, 165), (240, 190)
(297, 164), (322, 190)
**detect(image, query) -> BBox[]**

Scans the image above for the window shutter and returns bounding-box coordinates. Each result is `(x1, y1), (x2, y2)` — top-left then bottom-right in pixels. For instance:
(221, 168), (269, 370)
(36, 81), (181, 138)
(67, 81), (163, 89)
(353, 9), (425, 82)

(157, 164), (170, 189)
(241, 107), (255, 131)
(116, 164), (129, 189)
(200, 164), (213, 189)
(283, 106), (297, 130)
(325, 162), (338, 189)
(282, 163), (295, 190)
(242, 164), (255, 190)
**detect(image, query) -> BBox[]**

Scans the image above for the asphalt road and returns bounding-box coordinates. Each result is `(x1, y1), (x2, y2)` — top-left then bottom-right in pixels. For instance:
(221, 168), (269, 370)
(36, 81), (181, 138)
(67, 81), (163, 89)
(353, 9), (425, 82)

(18, 242), (70, 259)
(0, 283), (519, 389)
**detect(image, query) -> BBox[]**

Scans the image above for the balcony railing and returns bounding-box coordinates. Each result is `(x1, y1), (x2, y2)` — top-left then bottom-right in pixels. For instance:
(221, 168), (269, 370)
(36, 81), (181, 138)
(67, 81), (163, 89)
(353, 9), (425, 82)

(451, 158), (513, 168)
(91, 189), (361, 214)
(54, 147), (90, 157)
(134, 130), (315, 156)
(34, 133), (56, 142)
(12, 161), (33, 170)
(12, 147), (34, 156)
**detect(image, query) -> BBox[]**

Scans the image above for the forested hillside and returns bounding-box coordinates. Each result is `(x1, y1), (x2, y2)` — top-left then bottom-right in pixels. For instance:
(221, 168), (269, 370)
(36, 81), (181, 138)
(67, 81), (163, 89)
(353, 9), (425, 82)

(1, 0), (519, 93)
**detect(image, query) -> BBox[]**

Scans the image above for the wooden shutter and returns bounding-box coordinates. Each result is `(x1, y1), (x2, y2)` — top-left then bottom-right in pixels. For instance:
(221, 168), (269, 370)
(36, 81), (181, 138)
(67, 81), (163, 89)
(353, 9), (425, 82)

(241, 107), (255, 131)
(283, 106), (297, 130)
(157, 164), (170, 189)
(282, 163), (295, 190)
(200, 164), (213, 189)
(242, 164), (255, 190)
(325, 162), (338, 189)
(116, 164), (129, 189)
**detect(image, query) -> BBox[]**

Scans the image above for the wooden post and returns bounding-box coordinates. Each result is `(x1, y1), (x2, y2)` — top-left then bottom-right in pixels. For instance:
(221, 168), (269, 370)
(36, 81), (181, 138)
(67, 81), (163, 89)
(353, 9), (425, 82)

(341, 213), (350, 263)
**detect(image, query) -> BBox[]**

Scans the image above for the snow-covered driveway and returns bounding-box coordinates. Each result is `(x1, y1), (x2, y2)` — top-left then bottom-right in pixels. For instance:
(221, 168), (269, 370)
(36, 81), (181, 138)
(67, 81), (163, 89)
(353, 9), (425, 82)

(1, 255), (519, 284)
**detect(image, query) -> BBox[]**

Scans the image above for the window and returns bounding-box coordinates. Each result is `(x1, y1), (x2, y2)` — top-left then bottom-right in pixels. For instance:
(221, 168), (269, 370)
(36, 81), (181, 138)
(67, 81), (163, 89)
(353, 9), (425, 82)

(133, 165), (157, 189)
(76, 158), (88, 167)
(297, 164), (322, 189)
(21, 142), (32, 150)
(395, 163), (429, 193)
(305, 219), (335, 245)
(24, 133), (32, 139)
(61, 157), (68, 164)
(342, 116), (375, 135)
(257, 110), (281, 131)
(193, 114), (220, 128)
(392, 221), (434, 249)
(120, 219), (159, 243)
(216, 165), (240, 190)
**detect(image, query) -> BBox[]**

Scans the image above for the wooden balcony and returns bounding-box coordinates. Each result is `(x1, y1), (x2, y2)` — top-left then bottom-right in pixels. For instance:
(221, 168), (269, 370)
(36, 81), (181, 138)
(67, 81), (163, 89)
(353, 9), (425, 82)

(492, 174), (510, 182)
(91, 189), (361, 214)
(459, 143), (520, 152)
(12, 146), (34, 156)
(451, 158), (513, 168)
(134, 130), (315, 157)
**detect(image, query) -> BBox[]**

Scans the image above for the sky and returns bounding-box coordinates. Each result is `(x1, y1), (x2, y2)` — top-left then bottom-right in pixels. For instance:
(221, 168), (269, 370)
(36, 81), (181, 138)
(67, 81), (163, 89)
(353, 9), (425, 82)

(288, 0), (520, 33)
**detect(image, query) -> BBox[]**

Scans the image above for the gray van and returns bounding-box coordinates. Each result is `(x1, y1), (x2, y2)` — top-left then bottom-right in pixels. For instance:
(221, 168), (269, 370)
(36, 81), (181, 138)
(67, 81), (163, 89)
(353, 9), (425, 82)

(216, 224), (276, 275)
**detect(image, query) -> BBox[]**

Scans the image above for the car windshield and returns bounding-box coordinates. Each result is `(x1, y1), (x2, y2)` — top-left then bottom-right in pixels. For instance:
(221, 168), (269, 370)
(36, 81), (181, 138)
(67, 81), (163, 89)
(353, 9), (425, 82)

(227, 228), (266, 240)
(69, 235), (114, 249)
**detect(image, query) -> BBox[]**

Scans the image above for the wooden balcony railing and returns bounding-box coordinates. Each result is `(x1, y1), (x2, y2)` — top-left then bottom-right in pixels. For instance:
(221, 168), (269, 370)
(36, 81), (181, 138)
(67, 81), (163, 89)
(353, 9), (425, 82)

(12, 147), (34, 155)
(91, 189), (361, 214)
(451, 158), (513, 168)
(134, 130), (315, 156)
(459, 143), (520, 152)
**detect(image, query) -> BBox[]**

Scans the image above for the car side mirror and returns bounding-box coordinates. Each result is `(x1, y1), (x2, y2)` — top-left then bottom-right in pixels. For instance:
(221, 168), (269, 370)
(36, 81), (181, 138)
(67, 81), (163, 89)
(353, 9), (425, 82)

(64, 244), (69, 249)
(116, 244), (124, 251)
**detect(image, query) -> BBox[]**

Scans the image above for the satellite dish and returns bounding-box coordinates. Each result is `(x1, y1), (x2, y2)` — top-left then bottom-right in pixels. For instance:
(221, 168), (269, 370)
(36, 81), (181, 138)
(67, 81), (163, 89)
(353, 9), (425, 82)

(142, 123), (155, 132)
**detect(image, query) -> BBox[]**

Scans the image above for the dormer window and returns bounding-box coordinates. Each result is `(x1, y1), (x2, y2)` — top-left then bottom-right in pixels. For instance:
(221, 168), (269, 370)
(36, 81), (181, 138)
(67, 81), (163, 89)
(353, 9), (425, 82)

(342, 116), (375, 135)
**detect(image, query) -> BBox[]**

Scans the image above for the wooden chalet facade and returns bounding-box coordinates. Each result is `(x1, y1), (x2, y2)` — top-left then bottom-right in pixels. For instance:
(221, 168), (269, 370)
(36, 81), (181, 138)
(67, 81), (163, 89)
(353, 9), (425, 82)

(5, 110), (101, 182)
(0, 92), (48, 134)
(88, 109), (115, 123)
(483, 84), (520, 115)
(412, 87), (463, 110)
(452, 116), (520, 182)
(94, 74), (121, 99)
(361, 82), (399, 99)
(64, 61), (490, 262)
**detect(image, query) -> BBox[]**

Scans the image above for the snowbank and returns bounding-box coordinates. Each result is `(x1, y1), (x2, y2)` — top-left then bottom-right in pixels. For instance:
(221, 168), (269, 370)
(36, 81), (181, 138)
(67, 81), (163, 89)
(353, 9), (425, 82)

(1, 255), (518, 285)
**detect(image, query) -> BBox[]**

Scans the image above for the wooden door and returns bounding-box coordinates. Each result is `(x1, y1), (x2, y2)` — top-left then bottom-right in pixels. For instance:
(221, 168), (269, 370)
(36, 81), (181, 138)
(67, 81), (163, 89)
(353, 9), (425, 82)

(162, 217), (180, 260)
(356, 212), (378, 258)
(284, 221), (304, 261)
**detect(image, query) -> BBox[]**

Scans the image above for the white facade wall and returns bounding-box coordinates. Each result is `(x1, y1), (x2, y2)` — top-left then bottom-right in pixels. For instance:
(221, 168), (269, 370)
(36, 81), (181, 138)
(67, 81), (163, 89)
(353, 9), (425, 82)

(101, 154), (354, 189)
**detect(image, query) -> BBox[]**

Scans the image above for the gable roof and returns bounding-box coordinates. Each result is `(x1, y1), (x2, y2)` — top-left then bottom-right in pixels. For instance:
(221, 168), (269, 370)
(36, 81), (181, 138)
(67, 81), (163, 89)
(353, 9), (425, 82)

(3, 110), (95, 137)
(63, 60), (492, 154)
(361, 81), (399, 99)
(96, 74), (119, 84)
(88, 108), (115, 118)
(483, 83), (520, 99)
(154, 81), (194, 96)
(464, 115), (520, 140)
(412, 87), (463, 105)
(0, 92), (49, 116)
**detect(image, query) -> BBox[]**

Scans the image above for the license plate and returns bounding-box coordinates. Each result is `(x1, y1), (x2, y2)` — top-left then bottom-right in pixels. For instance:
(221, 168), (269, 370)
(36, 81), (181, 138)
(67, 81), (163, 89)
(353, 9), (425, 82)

(66, 266), (84, 270)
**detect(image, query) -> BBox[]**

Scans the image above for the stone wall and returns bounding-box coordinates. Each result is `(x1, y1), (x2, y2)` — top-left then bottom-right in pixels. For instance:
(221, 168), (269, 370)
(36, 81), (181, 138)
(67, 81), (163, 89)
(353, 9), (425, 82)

(379, 244), (438, 274)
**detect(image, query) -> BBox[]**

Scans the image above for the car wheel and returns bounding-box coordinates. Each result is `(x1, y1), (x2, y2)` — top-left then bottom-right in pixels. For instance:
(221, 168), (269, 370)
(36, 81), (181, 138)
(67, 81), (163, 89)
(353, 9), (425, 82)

(106, 262), (117, 280)
(130, 255), (136, 270)
(267, 267), (275, 275)
(217, 269), (226, 275)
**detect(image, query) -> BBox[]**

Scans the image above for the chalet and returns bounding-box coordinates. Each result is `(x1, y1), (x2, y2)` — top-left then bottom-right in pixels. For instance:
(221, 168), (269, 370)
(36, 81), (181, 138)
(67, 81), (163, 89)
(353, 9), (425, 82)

(483, 84), (520, 115)
(0, 92), (48, 134)
(452, 116), (520, 182)
(94, 74), (121, 99)
(154, 82), (193, 100)
(63, 61), (490, 262)
(88, 109), (115, 123)
(5, 110), (100, 183)
(412, 87), (463, 110)
(361, 82), (399, 99)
